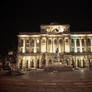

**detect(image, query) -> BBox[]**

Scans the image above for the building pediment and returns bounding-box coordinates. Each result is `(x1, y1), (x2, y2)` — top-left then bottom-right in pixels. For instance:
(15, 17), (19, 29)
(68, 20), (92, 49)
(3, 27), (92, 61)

(40, 24), (70, 34)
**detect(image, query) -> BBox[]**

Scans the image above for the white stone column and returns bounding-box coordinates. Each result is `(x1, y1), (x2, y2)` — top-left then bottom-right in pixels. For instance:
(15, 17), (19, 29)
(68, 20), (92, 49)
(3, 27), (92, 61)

(75, 58), (77, 68)
(57, 38), (60, 53)
(49, 38), (52, 53)
(74, 39), (77, 53)
(39, 38), (41, 53)
(80, 57), (83, 67)
(47, 38), (49, 53)
(39, 58), (42, 68)
(23, 39), (26, 53)
(46, 37), (47, 53)
(46, 59), (49, 67)
(34, 38), (37, 53)
(63, 39), (65, 53)
(22, 57), (25, 69)
(30, 59), (33, 69)
(34, 59), (37, 69)
(58, 39), (60, 53)
(52, 38), (53, 53)
(91, 39), (92, 52)
(84, 39), (87, 52)
(53, 39), (55, 53)
(80, 39), (82, 52)
(28, 60), (30, 69)
(63, 38), (65, 53)
(17, 59), (20, 69)
(81, 60), (83, 68)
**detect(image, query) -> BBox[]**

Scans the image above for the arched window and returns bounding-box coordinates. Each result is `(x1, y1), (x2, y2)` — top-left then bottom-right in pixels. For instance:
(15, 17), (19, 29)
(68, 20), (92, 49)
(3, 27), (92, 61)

(19, 39), (23, 47)
(26, 60), (28, 68)
(71, 39), (74, 46)
(54, 39), (57, 45)
(48, 39), (51, 44)
(82, 39), (84, 46)
(31, 60), (34, 68)
(26, 40), (30, 47)
(87, 38), (91, 46)
(77, 39), (80, 46)
(41, 38), (46, 52)
(41, 59), (46, 68)
(42, 39), (46, 43)
(36, 59), (39, 68)
(59, 39), (62, 45)
(20, 60), (22, 69)
(49, 60), (52, 65)
(65, 39), (68, 43)
(30, 39), (34, 53)
(30, 39), (34, 46)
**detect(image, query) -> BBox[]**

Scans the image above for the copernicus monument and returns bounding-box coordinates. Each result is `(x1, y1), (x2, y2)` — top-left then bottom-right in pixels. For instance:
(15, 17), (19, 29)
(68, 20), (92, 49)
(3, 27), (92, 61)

(17, 23), (92, 70)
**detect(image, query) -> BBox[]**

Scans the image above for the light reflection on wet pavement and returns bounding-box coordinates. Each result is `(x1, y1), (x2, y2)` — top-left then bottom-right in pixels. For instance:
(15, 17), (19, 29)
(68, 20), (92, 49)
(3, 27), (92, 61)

(0, 69), (92, 92)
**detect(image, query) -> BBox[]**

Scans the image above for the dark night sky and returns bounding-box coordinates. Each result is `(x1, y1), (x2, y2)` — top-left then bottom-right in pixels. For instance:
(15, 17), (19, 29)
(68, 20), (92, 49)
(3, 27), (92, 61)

(0, 1), (92, 54)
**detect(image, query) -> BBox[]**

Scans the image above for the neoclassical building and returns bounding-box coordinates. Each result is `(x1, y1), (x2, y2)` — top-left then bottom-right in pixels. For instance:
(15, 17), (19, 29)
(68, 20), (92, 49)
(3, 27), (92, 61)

(17, 23), (92, 70)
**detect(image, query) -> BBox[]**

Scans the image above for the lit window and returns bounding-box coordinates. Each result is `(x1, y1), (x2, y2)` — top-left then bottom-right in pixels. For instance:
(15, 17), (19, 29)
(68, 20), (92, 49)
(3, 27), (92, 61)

(71, 48), (74, 52)
(66, 39), (68, 42)
(77, 39), (80, 46)
(48, 39), (51, 44)
(26, 40), (30, 47)
(19, 39), (23, 47)
(59, 39), (62, 44)
(30, 39), (34, 46)
(71, 39), (74, 46)
(82, 39), (84, 46)
(87, 39), (91, 46)
(54, 39), (57, 44)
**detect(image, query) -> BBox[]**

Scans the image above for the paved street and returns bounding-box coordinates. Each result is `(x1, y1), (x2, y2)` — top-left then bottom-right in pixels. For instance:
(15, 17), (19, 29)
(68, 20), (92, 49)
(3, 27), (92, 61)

(0, 69), (92, 92)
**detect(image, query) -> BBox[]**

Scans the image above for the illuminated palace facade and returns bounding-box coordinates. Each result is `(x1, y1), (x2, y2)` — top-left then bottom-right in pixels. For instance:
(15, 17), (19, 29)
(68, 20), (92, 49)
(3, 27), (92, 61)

(17, 24), (92, 70)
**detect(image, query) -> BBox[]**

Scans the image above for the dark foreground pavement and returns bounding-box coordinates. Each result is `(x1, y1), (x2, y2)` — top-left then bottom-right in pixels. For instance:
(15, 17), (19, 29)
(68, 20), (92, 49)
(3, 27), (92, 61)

(0, 69), (92, 92)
